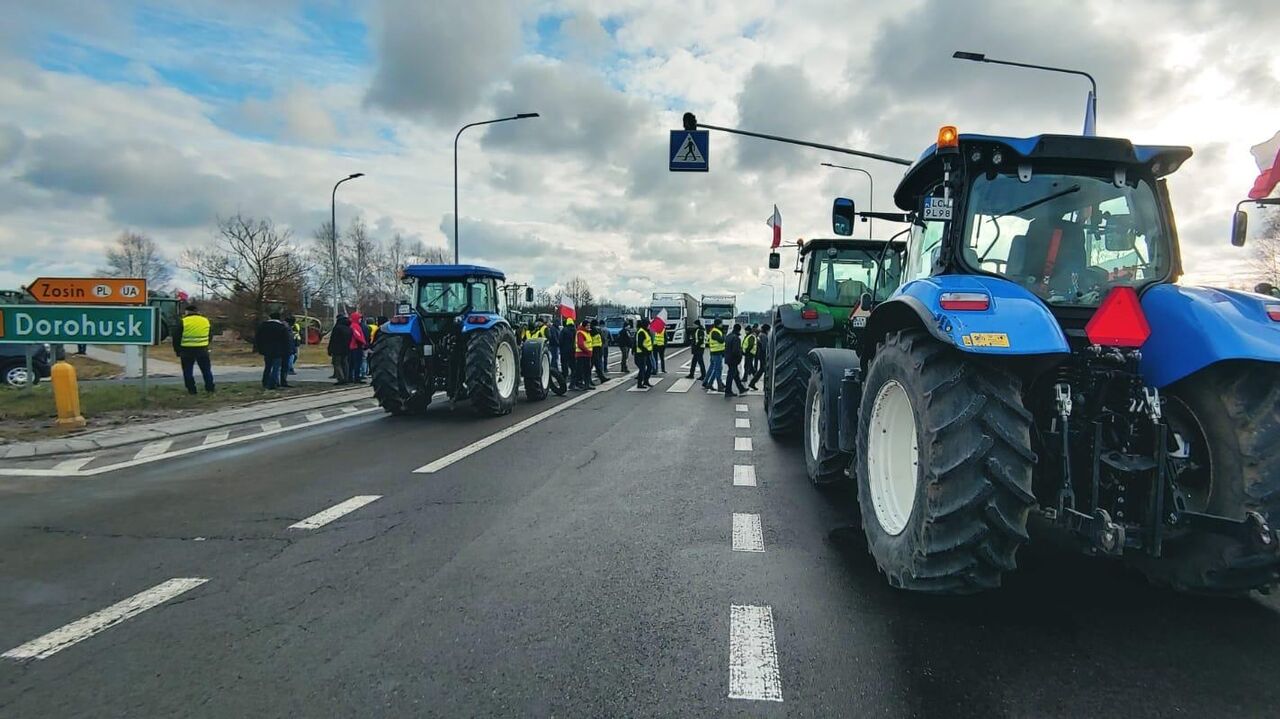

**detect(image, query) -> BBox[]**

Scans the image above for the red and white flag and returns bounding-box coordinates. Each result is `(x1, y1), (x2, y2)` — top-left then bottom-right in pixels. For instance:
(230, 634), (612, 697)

(1248, 131), (1280, 200)
(766, 205), (782, 248)
(650, 308), (668, 336)
(558, 296), (576, 321)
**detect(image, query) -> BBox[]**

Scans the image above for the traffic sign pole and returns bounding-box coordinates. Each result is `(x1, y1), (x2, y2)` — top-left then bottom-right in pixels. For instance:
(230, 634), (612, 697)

(141, 346), (149, 401)
(23, 346), (33, 392)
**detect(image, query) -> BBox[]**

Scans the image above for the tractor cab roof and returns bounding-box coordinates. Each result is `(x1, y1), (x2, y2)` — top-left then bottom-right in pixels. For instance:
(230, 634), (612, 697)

(894, 133), (1193, 210)
(799, 238), (905, 255)
(401, 264), (506, 281)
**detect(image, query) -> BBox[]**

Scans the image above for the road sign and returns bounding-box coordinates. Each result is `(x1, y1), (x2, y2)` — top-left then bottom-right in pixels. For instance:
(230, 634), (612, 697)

(27, 277), (147, 305)
(669, 130), (709, 172)
(0, 305), (158, 345)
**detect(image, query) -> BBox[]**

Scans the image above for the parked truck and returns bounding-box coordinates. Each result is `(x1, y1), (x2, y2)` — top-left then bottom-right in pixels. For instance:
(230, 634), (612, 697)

(699, 294), (736, 331)
(649, 292), (699, 345)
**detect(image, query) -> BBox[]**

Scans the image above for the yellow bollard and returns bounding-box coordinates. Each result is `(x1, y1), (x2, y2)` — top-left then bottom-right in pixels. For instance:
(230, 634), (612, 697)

(51, 360), (86, 430)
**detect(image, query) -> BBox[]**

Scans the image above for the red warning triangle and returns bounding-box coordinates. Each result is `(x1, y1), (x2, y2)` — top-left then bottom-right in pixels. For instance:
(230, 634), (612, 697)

(1085, 286), (1150, 348)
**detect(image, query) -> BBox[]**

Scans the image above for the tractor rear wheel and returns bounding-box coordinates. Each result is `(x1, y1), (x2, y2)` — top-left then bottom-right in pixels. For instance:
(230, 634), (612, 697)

(1130, 361), (1280, 594)
(803, 368), (848, 486)
(855, 329), (1036, 593)
(370, 334), (432, 415)
(467, 326), (519, 416)
(765, 322), (816, 435)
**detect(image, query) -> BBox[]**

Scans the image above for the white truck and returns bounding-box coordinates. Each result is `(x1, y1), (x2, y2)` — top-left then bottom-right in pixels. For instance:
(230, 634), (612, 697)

(649, 292), (699, 345)
(699, 294), (737, 330)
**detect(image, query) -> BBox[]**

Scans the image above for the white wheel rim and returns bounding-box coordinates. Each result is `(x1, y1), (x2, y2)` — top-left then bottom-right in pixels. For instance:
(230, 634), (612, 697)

(867, 379), (918, 536)
(496, 343), (516, 398)
(6, 366), (28, 386)
(808, 389), (822, 461)
(540, 353), (551, 389)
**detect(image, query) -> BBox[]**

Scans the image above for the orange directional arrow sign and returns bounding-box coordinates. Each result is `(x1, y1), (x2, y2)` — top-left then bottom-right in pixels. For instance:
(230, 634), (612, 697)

(27, 277), (147, 305)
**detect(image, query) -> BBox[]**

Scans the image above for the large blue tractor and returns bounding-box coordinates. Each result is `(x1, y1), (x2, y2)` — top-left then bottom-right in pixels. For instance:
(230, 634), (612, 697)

(805, 127), (1280, 594)
(372, 264), (564, 417)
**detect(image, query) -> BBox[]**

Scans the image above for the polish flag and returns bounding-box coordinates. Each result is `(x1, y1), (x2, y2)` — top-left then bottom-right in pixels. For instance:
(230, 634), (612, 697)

(1248, 131), (1280, 200)
(766, 205), (782, 248)
(558, 296), (576, 321)
(650, 308), (668, 336)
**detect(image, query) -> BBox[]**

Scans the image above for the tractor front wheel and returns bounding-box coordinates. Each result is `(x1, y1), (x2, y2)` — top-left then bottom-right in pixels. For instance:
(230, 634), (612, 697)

(855, 329), (1036, 593)
(467, 326), (519, 416)
(370, 334), (432, 415)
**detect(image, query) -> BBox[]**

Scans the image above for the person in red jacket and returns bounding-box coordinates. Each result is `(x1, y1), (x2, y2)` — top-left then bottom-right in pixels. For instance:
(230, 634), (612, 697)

(573, 321), (594, 391)
(348, 310), (368, 383)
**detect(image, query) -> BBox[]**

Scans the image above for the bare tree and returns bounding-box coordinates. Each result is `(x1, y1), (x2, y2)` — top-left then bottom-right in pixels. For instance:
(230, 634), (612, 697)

(102, 231), (174, 288)
(562, 276), (593, 314)
(341, 217), (380, 309)
(181, 214), (307, 337)
(1251, 211), (1280, 289)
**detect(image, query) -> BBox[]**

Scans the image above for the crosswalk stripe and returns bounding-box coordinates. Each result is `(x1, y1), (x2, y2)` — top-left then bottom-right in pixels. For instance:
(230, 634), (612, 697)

(260, 420), (283, 432)
(202, 431), (230, 445)
(305, 411), (325, 422)
(666, 377), (695, 393)
(52, 457), (95, 472)
(728, 605), (783, 702)
(626, 376), (666, 392)
(133, 440), (172, 460)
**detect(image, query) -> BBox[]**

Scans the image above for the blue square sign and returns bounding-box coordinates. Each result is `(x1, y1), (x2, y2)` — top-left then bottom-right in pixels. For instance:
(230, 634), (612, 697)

(669, 130), (709, 172)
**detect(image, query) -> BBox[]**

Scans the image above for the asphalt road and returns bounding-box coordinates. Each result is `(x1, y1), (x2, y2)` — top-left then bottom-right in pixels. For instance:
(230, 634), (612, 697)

(3, 346), (1280, 717)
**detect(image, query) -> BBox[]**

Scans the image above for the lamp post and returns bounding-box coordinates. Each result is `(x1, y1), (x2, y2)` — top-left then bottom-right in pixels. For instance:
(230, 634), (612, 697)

(771, 268), (787, 303)
(331, 172), (364, 323)
(454, 112), (540, 264)
(820, 162), (874, 238)
(759, 282), (776, 307)
(952, 51), (1098, 134)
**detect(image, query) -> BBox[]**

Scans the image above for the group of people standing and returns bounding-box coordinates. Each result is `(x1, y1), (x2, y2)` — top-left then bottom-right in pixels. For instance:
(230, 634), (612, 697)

(254, 312), (307, 390)
(326, 311), (384, 386)
(685, 320), (770, 397)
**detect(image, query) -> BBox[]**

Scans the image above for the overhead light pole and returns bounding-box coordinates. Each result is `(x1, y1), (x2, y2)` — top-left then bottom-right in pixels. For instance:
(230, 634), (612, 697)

(759, 282), (776, 307)
(952, 51), (1098, 134)
(820, 162), (874, 238)
(331, 172), (364, 323)
(454, 112), (540, 264)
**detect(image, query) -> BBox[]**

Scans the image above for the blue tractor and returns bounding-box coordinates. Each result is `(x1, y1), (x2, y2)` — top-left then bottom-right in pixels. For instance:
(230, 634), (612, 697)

(372, 264), (564, 417)
(804, 127), (1280, 594)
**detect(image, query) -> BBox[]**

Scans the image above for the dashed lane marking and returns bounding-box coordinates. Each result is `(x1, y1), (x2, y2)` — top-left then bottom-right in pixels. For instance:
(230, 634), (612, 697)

(261, 420), (283, 432)
(735, 404), (748, 413)
(733, 464), (757, 487)
(52, 457), (95, 472)
(735, 437), (753, 452)
(202, 430), (230, 445)
(666, 377), (695, 393)
(133, 440), (173, 460)
(2, 578), (209, 661)
(728, 605), (783, 702)
(732, 513), (765, 552)
(289, 495), (382, 530)
(735, 418), (750, 429)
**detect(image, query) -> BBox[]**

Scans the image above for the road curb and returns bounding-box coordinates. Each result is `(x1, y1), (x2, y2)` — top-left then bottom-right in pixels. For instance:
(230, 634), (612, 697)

(1, 386), (373, 460)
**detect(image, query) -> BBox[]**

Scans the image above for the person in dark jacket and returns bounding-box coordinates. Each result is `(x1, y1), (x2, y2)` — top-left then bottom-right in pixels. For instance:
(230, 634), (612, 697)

(255, 311), (292, 389)
(547, 320), (562, 370)
(686, 320), (706, 380)
(559, 318), (576, 378)
(723, 323), (747, 397)
(617, 321), (634, 373)
(328, 316), (353, 385)
(748, 324), (769, 390)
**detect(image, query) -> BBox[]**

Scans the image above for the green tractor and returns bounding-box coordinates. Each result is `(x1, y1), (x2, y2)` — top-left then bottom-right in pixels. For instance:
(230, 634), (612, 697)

(763, 235), (905, 479)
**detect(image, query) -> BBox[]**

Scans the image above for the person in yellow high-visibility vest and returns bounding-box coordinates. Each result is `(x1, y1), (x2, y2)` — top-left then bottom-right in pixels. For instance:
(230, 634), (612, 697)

(702, 319), (726, 391)
(634, 322), (654, 389)
(590, 320), (608, 383)
(173, 304), (215, 395)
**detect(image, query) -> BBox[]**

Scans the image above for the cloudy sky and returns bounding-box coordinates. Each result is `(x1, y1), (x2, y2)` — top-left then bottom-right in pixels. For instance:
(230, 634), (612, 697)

(2, 0), (1277, 309)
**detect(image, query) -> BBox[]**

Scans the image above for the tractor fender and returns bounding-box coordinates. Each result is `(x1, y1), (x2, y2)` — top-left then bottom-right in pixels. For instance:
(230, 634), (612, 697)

(777, 303), (835, 333)
(807, 348), (860, 452)
(460, 313), (506, 333)
(1140, 284), (1280, 387)
(520, 338), (547, 379)
(862, 276), (1070, 358)
(377, 315), (424, 345)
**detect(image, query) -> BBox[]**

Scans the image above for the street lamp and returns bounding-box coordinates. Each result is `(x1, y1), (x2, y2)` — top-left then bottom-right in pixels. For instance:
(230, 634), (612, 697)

(454, 112), (541, 264)
(820, 162), (874, 238)
(952, 51), (1098, 134)
(759, 282), (776, 307)
(331, 172), (364, 323)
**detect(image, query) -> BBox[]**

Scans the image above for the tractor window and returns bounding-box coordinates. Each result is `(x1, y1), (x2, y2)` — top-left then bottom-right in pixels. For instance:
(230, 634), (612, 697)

(469, 280), (495, 313)
(906, 217), (947, 283)
(417, 281), (468, 314)
(961, 171), (1170, 306)
(808, 249), (899, 306)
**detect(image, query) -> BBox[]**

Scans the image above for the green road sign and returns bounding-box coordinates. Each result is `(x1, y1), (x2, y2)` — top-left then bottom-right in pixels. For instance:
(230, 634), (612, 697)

(0, 304), (158, 345)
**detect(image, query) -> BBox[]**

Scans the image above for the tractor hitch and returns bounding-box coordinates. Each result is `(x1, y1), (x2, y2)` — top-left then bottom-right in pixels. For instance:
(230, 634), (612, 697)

(1173, 510), (1280, 552)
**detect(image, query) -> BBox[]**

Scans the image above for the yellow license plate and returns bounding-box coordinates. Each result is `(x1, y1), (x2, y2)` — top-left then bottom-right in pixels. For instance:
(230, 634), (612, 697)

(964, 332), (1010, 348)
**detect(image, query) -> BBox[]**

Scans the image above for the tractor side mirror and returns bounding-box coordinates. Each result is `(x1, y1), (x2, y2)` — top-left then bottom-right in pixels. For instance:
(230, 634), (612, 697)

(768, 252), (781, 269)
(525, 287), (535, 302)
(833, 197), (856, 236)
(1231, 209), (1248, 247)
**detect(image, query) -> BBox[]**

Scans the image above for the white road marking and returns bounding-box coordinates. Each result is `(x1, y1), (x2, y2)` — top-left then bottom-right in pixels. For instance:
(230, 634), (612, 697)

(732, 513), (765, 552)
(666, 378), (695, 393)
(52, 457), (95, 472)
(2, 578), (209, 661)
(728, 604), (783, 702)
(202, 431), (230, 445)
(733, 464), (757, 487)
(260, 420), (283, 432)
(735, 404), (748, 413)
(735, 437), (753, 451)
(305, 411), (325, 422)
(341, 406), (359, 414)
(289, 495), (382, 530)
(735, 418), (750, 429)
(133, 440), (172, 460)
(626, 376), (665, 392)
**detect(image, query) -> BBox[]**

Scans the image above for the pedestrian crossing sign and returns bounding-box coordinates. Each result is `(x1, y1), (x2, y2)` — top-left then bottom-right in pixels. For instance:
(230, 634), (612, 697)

(669, 130), (709, 172)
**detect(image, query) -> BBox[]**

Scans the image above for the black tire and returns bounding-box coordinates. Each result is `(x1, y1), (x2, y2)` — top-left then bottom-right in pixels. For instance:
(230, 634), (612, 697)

(803, 368), (848, 486)
(855, 329), (1036, 594)
(1129, 361), (1280, 594)
(522, 342), (552, 401)
(466, 326), (519, 417)
(549, 368), (567, 396)
(370, 334), (432, 416)
(765, 321), (816, 435)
